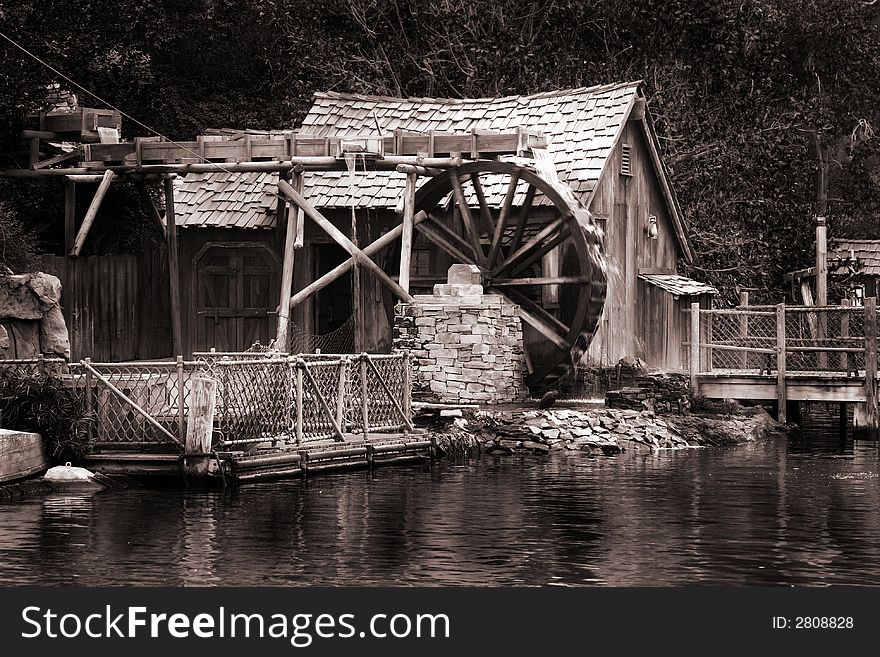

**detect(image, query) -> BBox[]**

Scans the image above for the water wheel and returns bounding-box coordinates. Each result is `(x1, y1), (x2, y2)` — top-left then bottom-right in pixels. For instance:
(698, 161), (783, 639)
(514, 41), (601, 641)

(412, 161), (607, 391)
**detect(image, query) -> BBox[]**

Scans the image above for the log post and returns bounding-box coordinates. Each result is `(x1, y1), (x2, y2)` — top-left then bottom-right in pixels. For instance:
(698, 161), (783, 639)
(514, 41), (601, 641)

(776, 303), (787, 423)
(739, 291), (749, 370)
(360, 354), (369, 436)
(398, 172), (417, 294)
(402, 350), (412, 424)
(295, 360), (304, 445)
(864, 297), (878, 430)
(275, 167), (302, 351)
(335, 358), (347, 429)
(352, 207), (363, 353)
(164, 178), (183, 357)
(177, 355), (186, 444)
(64, 179), (76, 255)
(185, 376), (216, 454)
(689, 302), (700, 391)
(70, 170), (115, 256)
(84, 357), (95, 443)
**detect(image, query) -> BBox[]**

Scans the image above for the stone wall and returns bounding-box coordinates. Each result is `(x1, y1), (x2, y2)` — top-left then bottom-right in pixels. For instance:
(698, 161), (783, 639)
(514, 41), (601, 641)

(604, 371), (690, 415)
(394, 265), (526, 405)
(0, 272), (70, 359)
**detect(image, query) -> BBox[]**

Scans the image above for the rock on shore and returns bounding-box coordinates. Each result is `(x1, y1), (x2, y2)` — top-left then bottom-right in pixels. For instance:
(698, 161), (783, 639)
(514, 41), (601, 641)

(415, 403), (784, 456)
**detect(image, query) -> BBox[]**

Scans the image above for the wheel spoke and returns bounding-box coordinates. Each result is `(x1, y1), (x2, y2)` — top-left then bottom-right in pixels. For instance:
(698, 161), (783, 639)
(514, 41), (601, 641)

(469, 173), (495, 236)
(449, 173), (486, 266)
(508, 184), (537, 254)
(495, 286), (569, 350)
(415, 221), (476, 266)
(507, 225), (570, 278)
(426, 212), (480, 261)
(490, 216), (566, 278)
(488, 172), (520, 268)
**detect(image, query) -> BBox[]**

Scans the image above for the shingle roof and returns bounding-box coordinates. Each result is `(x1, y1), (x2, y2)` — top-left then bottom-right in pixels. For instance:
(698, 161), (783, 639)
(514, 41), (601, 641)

(638, 274), (717, 296)
(829, 239), (880, 276)
(175, 81), (643, 229)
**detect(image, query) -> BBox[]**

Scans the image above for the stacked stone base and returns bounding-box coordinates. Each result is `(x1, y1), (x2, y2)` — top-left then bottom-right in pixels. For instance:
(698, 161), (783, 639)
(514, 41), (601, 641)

(394, 293), (526, 405)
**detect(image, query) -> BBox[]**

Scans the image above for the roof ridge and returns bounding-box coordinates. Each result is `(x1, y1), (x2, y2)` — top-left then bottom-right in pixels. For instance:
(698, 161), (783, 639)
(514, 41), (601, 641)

(312, 80), (643, 105)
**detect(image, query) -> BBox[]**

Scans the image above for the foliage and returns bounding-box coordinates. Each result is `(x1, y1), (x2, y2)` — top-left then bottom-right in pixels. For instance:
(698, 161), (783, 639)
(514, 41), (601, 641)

(0, 369), (91, 463)
(0, 202), (40, 272)
(1, 0), (880, 300)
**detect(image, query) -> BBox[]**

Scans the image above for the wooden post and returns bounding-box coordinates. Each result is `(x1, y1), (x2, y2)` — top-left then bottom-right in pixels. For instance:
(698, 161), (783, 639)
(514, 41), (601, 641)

(864, 297), (877, 429)
(84, 357), (95, 443)
(816, 216), (828, 306)
(164, 178), (183, 357)
(64, 179), (76, 255)
(398, 172), (417, 294)
(135, 181), (167, 240)
(275, 167), (302, 351)
(402, 350), (412, 423)
(840, 299), (850, 373)
(70, 170), (115, 256)
(689, 302), (700, 391)
(360, 354), (369, 436)
(739, 291), (749, 370)
(776, 303), (787, 423)
(185, 376), (217, 454)
(335, 358), (347, 429)
(176, 355), (186, 444)
(295, 361), (304, 445)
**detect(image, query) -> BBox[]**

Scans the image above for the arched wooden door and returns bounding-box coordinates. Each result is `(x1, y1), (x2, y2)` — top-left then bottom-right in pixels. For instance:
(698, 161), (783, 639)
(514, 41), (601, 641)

(194, 244), (278, 352)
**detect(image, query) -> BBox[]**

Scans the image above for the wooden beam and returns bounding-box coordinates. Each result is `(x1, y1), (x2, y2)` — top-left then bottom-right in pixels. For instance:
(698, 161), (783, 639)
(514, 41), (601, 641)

(69, 169), (115, 257)
(491, 216), (566, 277)
(690, 302), (700, 390)
(449, 173), (486, 266)
(398, 173), (417, 294)
(33, 148), (81, 170)
(289, 212), (426, 309)
(488, 172), (520, 267)
(275, 169), (301, 351)
(776, 303), (787, 423)
(277, 179), (414, 303)
(135, 181), (167, 240)
(491, 276), (591, 286)
(64, 180), (75, 255)
(164, 178), (183, 357)
(864, 297), (877, 429)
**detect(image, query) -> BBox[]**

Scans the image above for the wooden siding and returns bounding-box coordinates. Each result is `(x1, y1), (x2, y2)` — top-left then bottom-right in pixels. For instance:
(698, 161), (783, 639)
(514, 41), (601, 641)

(586, 119), (685, 368)
(39, 251), (171, 361)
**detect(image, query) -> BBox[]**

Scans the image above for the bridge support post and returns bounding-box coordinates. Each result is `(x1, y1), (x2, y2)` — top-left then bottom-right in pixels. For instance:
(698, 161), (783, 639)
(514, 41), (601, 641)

(690, 302), (700, 393)
(864, 297), (878, 430)
(776, 303), (787, 423)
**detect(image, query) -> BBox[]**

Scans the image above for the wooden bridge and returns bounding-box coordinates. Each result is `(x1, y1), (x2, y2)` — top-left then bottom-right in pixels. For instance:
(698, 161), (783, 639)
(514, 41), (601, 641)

(687, 299), (879, 426)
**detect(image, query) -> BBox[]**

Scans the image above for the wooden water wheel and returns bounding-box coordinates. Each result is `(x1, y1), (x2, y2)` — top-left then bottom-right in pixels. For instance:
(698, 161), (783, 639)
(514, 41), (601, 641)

(412, 161), (607, 391)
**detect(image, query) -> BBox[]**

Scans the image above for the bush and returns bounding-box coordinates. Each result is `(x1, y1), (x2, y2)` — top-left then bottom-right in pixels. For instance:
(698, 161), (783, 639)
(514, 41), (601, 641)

(0, 369), (91, 464)
(0, 202), (40, 274)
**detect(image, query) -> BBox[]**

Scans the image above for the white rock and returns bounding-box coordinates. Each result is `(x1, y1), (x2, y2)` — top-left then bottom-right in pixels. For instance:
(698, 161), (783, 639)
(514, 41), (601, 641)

(44, 464), (95, 481)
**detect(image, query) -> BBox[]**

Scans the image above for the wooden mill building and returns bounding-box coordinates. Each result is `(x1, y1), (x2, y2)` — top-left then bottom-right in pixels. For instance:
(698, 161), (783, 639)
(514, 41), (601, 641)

(172, 81), (713, 370)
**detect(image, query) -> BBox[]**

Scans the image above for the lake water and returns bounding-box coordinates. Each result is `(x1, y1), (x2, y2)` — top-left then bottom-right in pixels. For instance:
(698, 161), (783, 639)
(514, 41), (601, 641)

(1, 406), (879, 586)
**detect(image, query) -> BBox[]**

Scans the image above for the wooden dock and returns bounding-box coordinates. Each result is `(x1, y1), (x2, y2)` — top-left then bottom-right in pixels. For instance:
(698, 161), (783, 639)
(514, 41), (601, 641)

(688, 299), (879, 425)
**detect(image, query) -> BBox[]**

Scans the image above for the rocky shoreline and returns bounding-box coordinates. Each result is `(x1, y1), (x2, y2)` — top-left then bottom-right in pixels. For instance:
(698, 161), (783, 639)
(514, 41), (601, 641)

(418, 402), (785, 457)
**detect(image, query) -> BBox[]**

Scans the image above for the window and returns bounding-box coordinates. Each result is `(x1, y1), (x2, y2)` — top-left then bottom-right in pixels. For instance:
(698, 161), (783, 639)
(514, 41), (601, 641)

(620, 143), (632, 176)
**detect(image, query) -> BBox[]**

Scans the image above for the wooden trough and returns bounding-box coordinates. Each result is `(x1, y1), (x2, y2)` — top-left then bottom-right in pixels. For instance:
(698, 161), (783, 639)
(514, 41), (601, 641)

(0, 429), (49, 484)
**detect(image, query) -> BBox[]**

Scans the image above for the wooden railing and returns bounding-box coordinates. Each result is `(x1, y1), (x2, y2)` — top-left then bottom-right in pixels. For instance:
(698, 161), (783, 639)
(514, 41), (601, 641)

(686, 299), (879, 424)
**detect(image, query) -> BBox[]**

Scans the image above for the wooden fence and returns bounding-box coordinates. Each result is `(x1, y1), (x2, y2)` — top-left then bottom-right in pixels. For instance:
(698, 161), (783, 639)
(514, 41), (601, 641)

(38, 252), (171, 362)
(58, 352), (413, 449)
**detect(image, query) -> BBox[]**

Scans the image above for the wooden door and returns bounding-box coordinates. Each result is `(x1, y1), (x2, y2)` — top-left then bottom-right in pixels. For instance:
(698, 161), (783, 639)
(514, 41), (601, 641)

(195, 246), (278, 352)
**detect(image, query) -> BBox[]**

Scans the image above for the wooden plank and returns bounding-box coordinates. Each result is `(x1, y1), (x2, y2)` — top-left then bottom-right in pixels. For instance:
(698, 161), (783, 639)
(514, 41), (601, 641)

(69, 170), (115, 256)
(185, 376), (217, 454)
(277, 179), (414, 303)
(164, 178), (183, 356)
(776, 303), (787, 423)
(865, 297), (878, 429)
(398, 173), (417, 294)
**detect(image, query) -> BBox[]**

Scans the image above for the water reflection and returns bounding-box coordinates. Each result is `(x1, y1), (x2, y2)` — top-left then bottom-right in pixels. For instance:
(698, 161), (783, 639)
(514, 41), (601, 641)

(0, 415), (878, 586)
